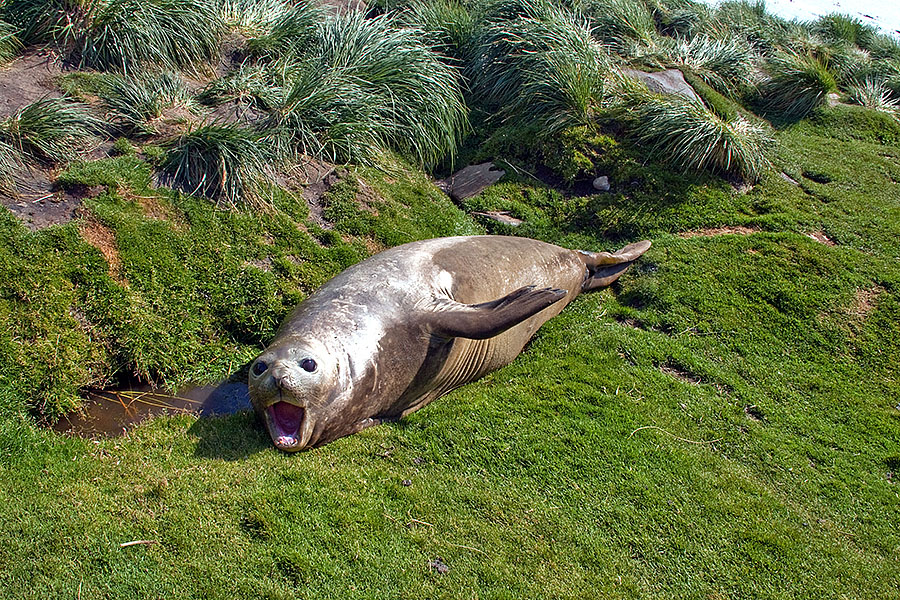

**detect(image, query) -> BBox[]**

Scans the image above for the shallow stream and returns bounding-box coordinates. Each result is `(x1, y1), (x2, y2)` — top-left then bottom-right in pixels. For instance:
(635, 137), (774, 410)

(53, 382), (252, 437)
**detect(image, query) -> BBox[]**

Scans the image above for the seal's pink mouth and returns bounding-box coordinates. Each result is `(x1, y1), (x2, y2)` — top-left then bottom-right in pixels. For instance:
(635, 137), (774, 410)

(266, 402), (305, 450)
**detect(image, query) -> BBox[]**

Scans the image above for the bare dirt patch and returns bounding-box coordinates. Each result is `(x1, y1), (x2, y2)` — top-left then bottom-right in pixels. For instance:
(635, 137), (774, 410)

(849, 285), (884, 320)
(679, 225), (760, 238)
(2, 172), (105, 230)
(659, 363), (701, 385)
(805, 230), (836, 246)
(79, 213), (126, 283)
(0, 49), (64, 120)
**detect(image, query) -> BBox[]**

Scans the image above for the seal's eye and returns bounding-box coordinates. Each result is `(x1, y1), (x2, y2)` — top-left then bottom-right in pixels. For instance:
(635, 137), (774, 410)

(253, 361), (268, 376)
(300, 358), (317, 372)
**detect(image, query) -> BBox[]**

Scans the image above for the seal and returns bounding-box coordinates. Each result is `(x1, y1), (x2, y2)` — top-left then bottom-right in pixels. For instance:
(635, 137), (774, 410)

(249, 235), (651, 452)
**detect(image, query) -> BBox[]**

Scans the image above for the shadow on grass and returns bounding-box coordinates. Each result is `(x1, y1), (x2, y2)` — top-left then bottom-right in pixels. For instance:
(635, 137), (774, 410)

(189, 409), (273, 461)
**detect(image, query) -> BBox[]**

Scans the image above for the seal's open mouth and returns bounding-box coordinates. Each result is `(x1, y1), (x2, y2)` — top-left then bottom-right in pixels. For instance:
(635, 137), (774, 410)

(266, 402), (305, 450)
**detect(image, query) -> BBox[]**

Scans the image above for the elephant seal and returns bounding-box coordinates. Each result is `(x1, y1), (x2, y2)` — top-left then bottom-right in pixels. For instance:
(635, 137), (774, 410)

(249, 235), (650, 452)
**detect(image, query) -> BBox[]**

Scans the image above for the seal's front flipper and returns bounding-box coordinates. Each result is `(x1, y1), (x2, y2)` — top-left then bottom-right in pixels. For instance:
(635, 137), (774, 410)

(429, 286), (567, 339)
(579, 240), (652, 291)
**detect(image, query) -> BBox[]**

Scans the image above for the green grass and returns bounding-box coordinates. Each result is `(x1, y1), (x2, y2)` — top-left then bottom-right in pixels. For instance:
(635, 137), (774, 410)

(1, 105), (899, 596)
(0, 1), (899, 597)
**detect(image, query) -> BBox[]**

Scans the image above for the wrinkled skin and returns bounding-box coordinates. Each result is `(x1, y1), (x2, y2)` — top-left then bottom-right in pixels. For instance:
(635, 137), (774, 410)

(249, 236), (650, 452)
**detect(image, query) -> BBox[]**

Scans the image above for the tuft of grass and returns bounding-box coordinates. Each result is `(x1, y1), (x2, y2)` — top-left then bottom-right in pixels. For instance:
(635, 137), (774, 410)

(758, 51), (837, 120)
(245, 1), (324, 58)
(99, 71), (194, 134)
(402, 0), (479, 61)
(216, 0), (293, 35)
(812, 12), (878, 49)
(661, 34), (760, 96)
(197, 63), (290, 111)
(2, 0), (225, 73)
(0, 138), (23, 193)
(581, 0), (659, 56)
(0, 97), (101, 164)
(846, 78), (900, 117)
(264, 12), (468, 168)
(470, 0), (604, 112)
(78, 0), (225, 73)
(621, 84), (773, 181)
(0, 19), (21, 62)
(162, 124), (273, 208)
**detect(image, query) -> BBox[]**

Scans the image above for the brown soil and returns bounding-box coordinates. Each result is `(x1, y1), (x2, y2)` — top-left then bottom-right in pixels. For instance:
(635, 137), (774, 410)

(679, 225), (760, 238)
(79, 213), (126, 283)
(848, 286), (883, 320)
(805, 231), (836, 246)
(0, 48), (64, 120)
(292, 158), (340, 228)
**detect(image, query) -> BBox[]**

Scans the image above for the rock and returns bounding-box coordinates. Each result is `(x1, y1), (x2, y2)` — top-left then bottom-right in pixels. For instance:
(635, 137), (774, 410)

(827, 92), (841, 107)
(438, 162), (505, 202)
(622, 68), (701, 102)
(592, 176), (610, 192)
(780, 172), (799, 186)
(428, 558), (450, 574)
(471, 211), (523, 227)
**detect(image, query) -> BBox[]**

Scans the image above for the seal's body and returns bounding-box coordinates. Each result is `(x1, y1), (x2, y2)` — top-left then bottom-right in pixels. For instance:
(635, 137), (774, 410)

(249, 235), (650, 452)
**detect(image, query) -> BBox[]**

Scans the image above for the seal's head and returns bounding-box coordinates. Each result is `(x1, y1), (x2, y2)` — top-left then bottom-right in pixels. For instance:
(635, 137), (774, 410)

(248, 340), (338, 452)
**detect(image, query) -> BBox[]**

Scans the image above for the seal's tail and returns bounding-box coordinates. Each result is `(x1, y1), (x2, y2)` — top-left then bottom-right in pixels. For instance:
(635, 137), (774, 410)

(577, 240), (652, 291)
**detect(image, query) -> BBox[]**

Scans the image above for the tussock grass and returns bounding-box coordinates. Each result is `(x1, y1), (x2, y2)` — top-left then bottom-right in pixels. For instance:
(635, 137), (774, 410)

(0, 97), (101, 164)
(846, 78), (900, 117)
(216, 0), (293, 34)
(245, 1), (324, 58)
(621, 84), (772, 181)
(197, 63), (290, 111)
(0, 19), (21, 62)
(470, 0), (602, 111)
(661, 34), (759, 96)
(100, 71), (194, 134)
(812, 13), (878, 49)
(402, 0), (479, 60)
(264, 12), (467, 168)
(0, 138), (23, 192)
(162, 124), (273, 208)
(2, 0), (225, 73)
(759, 51), (837, 119)
(582, 0), (658, 55)
(78, 0), (225, 73)
(505, 36), (610, 133)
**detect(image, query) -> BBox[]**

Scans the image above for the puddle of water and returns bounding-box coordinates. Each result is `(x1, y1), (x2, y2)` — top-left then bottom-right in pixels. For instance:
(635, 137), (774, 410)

(53, 382), (252, 438)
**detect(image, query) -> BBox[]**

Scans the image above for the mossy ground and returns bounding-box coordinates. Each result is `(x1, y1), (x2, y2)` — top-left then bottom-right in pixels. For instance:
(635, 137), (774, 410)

(1, 106), (898, 598)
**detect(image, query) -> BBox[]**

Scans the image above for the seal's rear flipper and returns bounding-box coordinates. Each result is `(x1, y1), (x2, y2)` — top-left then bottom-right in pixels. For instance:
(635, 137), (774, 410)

(579, 240), (652, 291)
(430, 286), (567, 339)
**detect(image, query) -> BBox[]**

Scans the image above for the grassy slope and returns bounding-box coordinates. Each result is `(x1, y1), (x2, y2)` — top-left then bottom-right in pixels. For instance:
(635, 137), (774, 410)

(0, 107), (899, 598)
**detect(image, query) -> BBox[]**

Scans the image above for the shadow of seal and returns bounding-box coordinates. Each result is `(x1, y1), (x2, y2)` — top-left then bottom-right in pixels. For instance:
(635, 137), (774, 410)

(249, 235), (651, 452)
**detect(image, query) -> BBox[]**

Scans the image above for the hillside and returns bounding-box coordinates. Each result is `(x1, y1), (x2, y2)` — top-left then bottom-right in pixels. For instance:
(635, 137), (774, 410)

(0, 0), (898, 597)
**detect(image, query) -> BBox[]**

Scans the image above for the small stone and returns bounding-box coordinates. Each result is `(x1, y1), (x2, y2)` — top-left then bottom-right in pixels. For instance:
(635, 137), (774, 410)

(413, 456), (424, 465)
(401, 479), (412, 487)
(428, 558), (449, 574)
(471, 211), (523, 227)
(592, 176), (610, 192)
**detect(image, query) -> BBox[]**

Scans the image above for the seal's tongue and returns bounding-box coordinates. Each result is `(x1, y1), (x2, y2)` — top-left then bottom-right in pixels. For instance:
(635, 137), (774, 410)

(268, 402), (304, 447)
